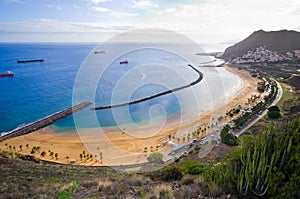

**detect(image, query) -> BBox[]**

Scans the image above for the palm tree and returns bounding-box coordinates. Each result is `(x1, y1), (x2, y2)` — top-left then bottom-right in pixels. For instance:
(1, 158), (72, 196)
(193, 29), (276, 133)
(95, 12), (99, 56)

(50, 151), (54, 158)
(9, 145), (12, 151)
(41, 151), (46, 157)
(54, 153), (58, 160)
(99, 152), (103, 164)
(82, 151), (85, 155)
(19, 145), (23, 151)
(13, 146), (16, 151)
(5, 143), (8, 149)
(144, 147), (147, 153)
(177, 137), (180, 144)
(26, 144), (29, 149)
(79, 153), (83, 160)
(150, 146), (153, 152)
(192, 132), (196, 139)
(66, 156), (69, 162)
(182, 137), (186, 143)
(36, 146), (41, 152)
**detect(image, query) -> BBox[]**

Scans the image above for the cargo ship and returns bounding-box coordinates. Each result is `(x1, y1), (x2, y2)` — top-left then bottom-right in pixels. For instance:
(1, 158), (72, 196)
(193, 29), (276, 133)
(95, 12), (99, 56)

(94, 50), (107, 54)
(120, 60), (128, 64)
(17, 58), (44, 63)
(0, 71), (14, 77)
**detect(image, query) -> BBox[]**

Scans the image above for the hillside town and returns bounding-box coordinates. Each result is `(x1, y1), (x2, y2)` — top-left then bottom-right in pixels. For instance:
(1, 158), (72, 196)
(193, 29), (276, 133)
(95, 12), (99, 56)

(231, 46), (300, 64)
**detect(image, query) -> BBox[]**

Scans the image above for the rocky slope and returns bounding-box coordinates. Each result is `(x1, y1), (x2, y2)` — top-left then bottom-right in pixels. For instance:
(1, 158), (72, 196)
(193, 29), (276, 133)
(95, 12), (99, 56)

(222, 29), (300, 59)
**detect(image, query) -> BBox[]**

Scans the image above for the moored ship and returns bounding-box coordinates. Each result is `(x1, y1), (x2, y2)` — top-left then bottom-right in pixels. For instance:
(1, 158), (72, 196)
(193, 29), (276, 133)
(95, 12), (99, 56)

(120, 60), (128, 64)
(17, 58), (44, 63)
(0, 71), (14, 77)
(94, 50), (107, 54)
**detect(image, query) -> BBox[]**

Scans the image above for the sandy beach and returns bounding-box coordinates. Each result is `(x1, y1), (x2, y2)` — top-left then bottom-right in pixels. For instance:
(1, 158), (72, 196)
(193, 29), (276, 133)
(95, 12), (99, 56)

(0, 65), (262, 166)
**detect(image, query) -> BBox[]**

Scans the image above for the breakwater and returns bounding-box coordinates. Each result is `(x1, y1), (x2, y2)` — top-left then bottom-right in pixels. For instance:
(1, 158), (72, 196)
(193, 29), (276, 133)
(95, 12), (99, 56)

(91, 64), (203, 110)
(0, 102), (93, 142)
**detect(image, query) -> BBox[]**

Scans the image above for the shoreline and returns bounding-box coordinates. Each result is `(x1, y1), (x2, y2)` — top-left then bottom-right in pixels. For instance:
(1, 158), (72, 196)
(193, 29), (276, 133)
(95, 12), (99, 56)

(0, 65), (262, 166)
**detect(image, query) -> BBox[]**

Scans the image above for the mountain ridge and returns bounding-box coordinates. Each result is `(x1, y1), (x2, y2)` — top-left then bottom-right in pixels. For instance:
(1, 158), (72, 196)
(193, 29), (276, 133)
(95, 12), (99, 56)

(222, 29), (300, 59)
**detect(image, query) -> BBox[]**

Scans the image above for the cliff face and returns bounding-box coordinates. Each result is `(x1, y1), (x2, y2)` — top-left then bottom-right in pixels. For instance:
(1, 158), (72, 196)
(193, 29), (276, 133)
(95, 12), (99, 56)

(222, 30), (300, 59)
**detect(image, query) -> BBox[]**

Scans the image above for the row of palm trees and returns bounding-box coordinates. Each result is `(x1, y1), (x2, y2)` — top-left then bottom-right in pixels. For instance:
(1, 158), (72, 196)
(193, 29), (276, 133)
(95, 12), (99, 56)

(142, 126), (209, 153)
(4, 143), (30, 152)
(143, 145), (160, 153)
(79, 149), (103, 164)
(4, 143), (106, 164)
(4, 143), (60, 160)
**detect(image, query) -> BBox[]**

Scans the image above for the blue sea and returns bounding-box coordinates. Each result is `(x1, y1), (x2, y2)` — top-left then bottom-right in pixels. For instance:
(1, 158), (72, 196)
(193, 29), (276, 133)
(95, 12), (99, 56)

(0, 43), (241, 133)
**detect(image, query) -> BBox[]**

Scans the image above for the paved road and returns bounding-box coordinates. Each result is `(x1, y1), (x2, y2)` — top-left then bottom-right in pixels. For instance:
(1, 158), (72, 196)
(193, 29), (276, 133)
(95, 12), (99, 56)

(236, 79), (283, 136)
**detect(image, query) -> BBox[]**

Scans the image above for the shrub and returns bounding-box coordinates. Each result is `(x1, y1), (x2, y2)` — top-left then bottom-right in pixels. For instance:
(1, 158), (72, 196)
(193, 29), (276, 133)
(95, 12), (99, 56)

(268, 106), (280, 112)
(182, 178), (194, 185)
(268, 111), (281, 119)
(220, 125), (239, 146)
(149, 166), (183, 182)
(147, 152), (163, 163)
(180, 160), (204, 175)
(58, 190), (72, 199)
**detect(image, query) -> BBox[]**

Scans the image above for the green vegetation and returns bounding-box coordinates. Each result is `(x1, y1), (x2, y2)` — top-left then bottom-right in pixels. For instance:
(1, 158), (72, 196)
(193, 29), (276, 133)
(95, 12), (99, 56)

(208, 117), (300, 198)
(276, 82), (296, 116)
(2, 117), (299, 198)
(257, 81), (266, 92)
(220, 125), (239, 146)
(147, 152), (163, 163)
(226, 108), (240, 117)
(40, 151), (46, 157)
(267, 105), (281, 119)
(224, 75), (279, 133)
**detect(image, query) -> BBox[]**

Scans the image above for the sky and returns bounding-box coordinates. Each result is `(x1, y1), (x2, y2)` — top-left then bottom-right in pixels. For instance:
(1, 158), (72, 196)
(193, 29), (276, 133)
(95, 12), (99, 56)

(0, 0), (299, 50)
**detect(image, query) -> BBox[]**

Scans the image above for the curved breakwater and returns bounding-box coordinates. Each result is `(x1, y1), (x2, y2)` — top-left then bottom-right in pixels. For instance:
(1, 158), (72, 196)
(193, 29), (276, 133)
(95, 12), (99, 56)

(91, 64), (203, 110)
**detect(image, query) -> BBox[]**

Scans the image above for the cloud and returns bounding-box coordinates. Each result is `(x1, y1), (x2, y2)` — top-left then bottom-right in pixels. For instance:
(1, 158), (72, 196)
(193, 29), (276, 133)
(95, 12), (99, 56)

(35, 18), (58, 23)
(131, 0), (159, 9)
(92, 6), (138, 16)
(157, 8), (177, 15)
(91, 6), (110, 12)
(45, 4), (62, 10)
(86, 0), (112, 4)
(151, 0), (300, 43)
(1, 0), (299, 44)
(0, 20), (137, 34)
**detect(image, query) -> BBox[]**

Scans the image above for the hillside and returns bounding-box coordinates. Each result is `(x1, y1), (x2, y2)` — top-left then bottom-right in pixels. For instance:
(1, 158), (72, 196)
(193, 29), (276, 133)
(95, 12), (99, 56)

(222, 29), (300, 59)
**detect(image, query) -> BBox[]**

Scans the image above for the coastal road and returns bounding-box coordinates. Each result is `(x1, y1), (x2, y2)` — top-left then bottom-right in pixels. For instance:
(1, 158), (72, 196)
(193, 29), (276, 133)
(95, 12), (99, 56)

(236, 79), (283, 136)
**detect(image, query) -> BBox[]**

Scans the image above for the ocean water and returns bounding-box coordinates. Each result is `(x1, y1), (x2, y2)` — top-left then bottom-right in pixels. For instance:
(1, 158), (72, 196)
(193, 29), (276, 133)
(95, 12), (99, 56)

(0, 43), (241, 133)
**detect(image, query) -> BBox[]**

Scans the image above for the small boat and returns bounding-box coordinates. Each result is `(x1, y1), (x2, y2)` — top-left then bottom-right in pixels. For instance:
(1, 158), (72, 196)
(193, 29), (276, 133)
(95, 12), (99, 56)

(94, 50), (107, 54)
(120, 60), (128, 64)
(0, 71), (14, 77)
(17, 58), (44, 63)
